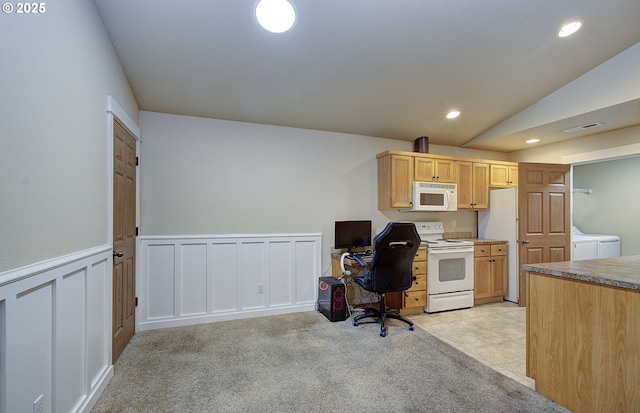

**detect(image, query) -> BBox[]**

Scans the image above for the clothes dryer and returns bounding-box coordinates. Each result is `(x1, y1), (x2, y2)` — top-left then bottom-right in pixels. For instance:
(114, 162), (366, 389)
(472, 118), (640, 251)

(572, 226), (620, 259)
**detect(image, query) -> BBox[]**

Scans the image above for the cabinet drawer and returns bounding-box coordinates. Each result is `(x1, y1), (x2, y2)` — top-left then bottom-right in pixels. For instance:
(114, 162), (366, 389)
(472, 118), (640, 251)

(474, 245), (491, 257)
(415, 247), (427, 260)
(412, 261), (426, 275)
(407, 275), (426, 292)
(403, 291), (426, 309)
(491, 244), (507, 256)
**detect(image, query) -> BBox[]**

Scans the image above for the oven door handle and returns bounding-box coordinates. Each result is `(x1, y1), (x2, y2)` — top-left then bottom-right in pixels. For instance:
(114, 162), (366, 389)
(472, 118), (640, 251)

(428, 248), (474, 255)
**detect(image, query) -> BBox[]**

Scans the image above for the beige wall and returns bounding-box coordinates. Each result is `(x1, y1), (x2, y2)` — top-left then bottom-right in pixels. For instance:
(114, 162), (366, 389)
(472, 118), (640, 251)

(139, 112), (492, 270)
(0, 2), (139, 272)
(140, 111), (640, 269)
(573, 156), (640, 256)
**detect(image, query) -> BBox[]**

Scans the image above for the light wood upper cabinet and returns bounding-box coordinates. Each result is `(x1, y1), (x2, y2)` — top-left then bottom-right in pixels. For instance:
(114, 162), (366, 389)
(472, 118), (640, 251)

(377, 154), (413, 209)
(415, 157), (455, 183)
(490, 164), (518, 187)
(455, 161), (489, 209)
(377, 150), (514, 210)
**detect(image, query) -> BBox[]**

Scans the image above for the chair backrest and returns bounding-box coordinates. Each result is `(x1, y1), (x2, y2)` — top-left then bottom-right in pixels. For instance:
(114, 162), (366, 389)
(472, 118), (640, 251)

(368, 222), (421, 292)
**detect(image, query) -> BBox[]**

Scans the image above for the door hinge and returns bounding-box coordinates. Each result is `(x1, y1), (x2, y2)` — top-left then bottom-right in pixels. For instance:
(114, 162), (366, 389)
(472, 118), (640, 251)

(136, 156), (139, 166)
(135, 297), (138, 307)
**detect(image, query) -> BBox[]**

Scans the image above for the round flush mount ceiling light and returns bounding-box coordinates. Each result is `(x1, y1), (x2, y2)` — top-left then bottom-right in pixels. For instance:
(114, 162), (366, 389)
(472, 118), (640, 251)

(255, 0), (296, 33)
(446, 110), (460, 119)
(558, 20), (583, 38)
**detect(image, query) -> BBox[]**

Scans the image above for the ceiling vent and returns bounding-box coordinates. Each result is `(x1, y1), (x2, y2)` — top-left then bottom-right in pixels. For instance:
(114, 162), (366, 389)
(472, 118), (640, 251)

(562, 122), (603, 133)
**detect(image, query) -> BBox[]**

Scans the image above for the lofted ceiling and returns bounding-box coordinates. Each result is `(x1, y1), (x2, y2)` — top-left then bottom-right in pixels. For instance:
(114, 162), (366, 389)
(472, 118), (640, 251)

(94, 0), (640, 153)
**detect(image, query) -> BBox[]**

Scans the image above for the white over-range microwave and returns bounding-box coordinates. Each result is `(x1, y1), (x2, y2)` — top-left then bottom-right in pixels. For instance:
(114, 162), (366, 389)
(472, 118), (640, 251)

(410, 181), (457, 211)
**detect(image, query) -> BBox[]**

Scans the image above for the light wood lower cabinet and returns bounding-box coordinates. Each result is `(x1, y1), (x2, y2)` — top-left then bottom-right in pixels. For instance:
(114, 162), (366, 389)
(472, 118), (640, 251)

(400, 246), (427, 314)
(527, 271), (640, 412)
(474, 242), (507, 303)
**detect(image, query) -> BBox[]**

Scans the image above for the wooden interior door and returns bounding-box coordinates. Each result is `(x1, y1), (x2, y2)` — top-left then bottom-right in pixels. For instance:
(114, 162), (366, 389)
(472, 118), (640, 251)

(517, 162), (570, 306)
(112, 120), (137, 362)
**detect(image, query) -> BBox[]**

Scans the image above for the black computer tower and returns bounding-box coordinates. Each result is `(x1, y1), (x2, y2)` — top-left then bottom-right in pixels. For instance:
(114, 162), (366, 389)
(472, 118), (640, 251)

(317, 277), (347, 322)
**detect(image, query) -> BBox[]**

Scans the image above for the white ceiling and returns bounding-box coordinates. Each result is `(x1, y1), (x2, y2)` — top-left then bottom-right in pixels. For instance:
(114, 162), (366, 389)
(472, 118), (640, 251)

(94, 0), (640, 152)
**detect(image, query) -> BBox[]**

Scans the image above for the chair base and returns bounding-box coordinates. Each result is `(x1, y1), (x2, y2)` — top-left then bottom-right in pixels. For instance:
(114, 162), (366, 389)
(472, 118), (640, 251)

(352, 293), (414, 337)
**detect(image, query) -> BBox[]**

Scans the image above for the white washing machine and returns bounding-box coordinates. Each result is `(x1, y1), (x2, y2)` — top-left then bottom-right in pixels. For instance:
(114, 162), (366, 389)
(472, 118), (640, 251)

(572, 226), (621, 260)
(572, 236), (598, 261)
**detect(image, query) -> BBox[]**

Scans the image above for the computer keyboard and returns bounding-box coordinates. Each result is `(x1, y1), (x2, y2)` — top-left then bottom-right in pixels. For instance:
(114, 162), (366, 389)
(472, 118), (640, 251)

(353, 252), (373, 258)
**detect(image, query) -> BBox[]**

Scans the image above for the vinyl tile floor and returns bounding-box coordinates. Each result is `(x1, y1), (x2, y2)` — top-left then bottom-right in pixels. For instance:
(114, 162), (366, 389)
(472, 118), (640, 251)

(410, 301), (535, 389)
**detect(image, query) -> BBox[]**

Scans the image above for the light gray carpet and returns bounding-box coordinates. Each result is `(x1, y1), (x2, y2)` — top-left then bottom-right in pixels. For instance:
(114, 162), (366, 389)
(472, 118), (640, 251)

(92, 311), (566, 413)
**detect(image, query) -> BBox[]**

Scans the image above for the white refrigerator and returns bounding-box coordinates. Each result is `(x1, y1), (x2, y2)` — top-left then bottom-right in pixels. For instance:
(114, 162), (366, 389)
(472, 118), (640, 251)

(477, 187), (518, 303)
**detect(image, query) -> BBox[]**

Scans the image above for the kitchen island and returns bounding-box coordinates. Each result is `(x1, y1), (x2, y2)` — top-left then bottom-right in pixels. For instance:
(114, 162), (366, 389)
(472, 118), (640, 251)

(523, 256), (640, 413)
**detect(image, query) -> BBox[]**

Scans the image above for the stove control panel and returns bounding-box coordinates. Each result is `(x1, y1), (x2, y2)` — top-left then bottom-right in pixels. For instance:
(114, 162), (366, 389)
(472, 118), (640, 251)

(414, 221), (444, 234)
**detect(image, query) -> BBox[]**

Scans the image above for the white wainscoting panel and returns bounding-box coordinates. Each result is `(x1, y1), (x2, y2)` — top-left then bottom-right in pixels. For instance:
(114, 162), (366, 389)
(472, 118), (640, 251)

(0, 246), (113, 413)
(139, 233), (321, 331)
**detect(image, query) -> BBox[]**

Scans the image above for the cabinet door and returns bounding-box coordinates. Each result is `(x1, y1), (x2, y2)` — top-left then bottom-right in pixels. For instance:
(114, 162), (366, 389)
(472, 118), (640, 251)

(489, 164), (510, 187)
(435, 159), (455, 183)
(403, 290), (427, 309)
(472, 162), (489, 209)
(490, 255), (507, 296)
(455, 161), (473, 209)
(508, 166), (518, 187)
(415, 157), (435, 181)
(378, 154), (413, 209)
(456, 161), (488, 209)
(415, 158), (455, 182)
(490, 164), (519, 188)
(474, 257), (492, 299)
(390, 155), (414, 208)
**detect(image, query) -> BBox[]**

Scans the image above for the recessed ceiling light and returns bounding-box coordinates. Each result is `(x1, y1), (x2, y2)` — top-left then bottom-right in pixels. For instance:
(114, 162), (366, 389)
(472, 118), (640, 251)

(526, 138), (540, 144)
(558, 20), (583, 38)
(255, 0), (296, 33)
(446, 110), (460, 119)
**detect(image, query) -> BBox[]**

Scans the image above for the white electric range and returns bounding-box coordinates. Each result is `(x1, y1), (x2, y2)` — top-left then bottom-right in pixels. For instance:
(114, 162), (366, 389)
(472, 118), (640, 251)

(414, 222), (475, 313)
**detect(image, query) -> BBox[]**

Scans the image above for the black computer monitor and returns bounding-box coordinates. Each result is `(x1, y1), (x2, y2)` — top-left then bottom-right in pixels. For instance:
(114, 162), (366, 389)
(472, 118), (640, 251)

(334, 220), (372, 252)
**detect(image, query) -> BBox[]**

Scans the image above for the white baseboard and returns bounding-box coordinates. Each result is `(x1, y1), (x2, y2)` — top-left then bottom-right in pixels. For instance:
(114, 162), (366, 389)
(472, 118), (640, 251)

(138, 303), (317, 331)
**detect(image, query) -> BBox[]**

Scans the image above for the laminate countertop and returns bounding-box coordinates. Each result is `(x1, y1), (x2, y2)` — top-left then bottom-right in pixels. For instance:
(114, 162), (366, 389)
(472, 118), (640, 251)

(522, 255), (640, 291)
(456, 238), (508, 245)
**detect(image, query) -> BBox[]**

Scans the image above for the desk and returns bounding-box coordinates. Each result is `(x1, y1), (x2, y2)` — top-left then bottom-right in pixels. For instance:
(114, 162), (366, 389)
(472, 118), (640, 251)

(329, 253), (378, 307)
(330, 247), (427, 314)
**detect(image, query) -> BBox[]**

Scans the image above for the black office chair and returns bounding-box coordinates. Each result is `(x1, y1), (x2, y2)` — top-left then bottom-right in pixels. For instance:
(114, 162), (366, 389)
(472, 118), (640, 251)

(351, 222), (420, 337)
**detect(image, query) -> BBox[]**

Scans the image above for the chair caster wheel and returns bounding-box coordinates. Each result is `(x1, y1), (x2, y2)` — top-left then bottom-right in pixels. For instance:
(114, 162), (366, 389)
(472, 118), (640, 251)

(409, 325), (414, 331)
(352, 320), (358, 326)
(380, 330), (387, 337)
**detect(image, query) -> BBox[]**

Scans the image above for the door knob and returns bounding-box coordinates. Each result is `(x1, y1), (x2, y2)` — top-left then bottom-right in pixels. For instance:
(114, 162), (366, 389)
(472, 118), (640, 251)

(113, 251), (124, 257)
(522, 240), (530, 244)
